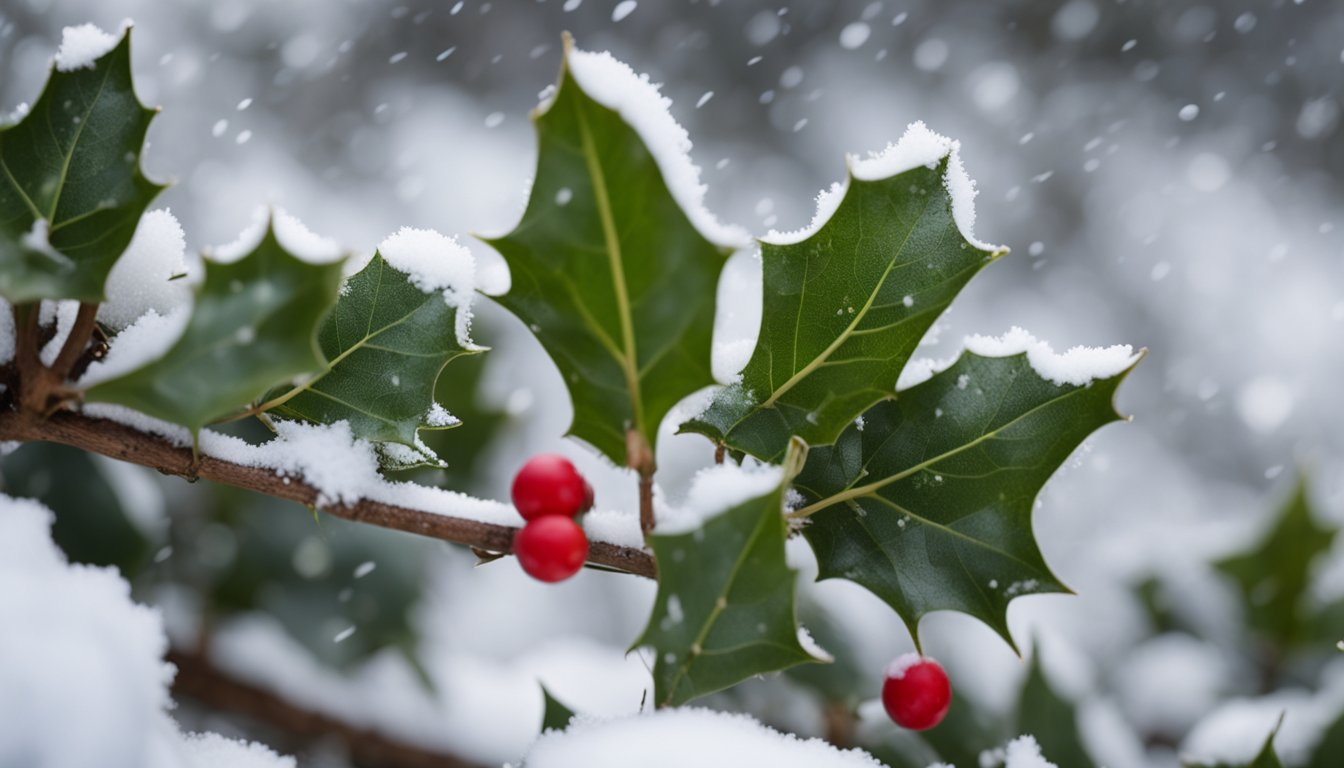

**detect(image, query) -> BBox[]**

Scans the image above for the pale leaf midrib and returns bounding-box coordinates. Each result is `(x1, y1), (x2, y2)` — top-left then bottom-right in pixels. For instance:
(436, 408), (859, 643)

(661, 502), (775, 705)
(760, 191), (936, 409)
(573, 96), (645, 439)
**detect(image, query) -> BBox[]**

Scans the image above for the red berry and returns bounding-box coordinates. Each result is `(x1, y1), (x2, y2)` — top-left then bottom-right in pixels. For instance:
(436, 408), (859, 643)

(511, 454), (588, 520)
(882, 654), (951, 730)
(514, 516), (589, 582)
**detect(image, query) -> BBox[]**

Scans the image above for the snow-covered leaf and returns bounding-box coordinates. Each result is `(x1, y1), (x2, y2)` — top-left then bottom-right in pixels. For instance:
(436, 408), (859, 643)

(0, 26), (165, 302)
(1185, 723), (1285, 768)
(265, 232), (480, 468)
(635, 450), (821, 707)
(483, 36), (740, 466)
(681, 123), (1004, 462)
(85, 218), (344, 435)
(1215, 476), (1336, 651)
(793, 348), (1136, 649)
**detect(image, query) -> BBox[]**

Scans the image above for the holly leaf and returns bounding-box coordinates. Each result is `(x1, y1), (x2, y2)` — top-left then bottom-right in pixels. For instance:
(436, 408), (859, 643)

(483, 36), (741, 466)
(540, 684), (578, 733)
(85, 219), (344, 434)
(635, 442), (822, 707)
(0, 26), (166, 302)
(264, 249), (481, 468)
(681, 125), (1005, 462)
(1185, 719), (1285, 768)
(792, 349), (1137, 649)
(1215, 475), (1336, 651)
(1017, 650), (1095, 768)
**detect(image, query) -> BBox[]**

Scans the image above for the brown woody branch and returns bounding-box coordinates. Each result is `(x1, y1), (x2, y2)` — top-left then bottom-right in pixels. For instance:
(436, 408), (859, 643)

(0, 409), (657, 579)
(168, 648), (485, 768)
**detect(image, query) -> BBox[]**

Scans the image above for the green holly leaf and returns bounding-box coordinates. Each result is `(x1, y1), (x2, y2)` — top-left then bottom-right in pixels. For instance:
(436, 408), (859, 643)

(85, 218), (344, 434)
(0, 25), (166, 302)
(540, 684), (578, 733)
(1017, 650), (1095, 768)
(635, 441), (822, 707)
(264, 241), (481, 468)
(681, 124), (1005, 462)
(793, 347), (1137, 649)
(408, 314), (511, 489)
(483, 36), (743, 466)
(1216, 475), (1336, 651)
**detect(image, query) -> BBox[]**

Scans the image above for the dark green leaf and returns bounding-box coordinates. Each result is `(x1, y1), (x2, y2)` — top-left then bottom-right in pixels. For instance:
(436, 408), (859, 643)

(681, 134), (1004, 462)
(635, 444), (821, 706)
(1017, 650), (1096, 768)
(794, 350), (1136, 648)
(1306, 705), (1344, 768)
(1216, 475), (1336, 651)
(389, 309), (511, 490)
(265, 251), (481, 468)
(484, 37), (736, 466)
(0, 442), (150, 575)
(0, 28), (165, 302)
(86, 219), (344, 434)
(540, 684), (578, 733)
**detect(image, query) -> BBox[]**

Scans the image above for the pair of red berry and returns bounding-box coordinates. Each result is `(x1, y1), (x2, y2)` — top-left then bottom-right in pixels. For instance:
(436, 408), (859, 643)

(511, 454), (594, 582)
(883, 655), (951, 730)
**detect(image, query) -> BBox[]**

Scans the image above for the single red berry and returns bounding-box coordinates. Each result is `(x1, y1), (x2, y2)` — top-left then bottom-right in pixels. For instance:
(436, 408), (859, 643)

(882, 654), (951, 730)
(511, 454), (589, 520)
(514, 516), (589, 582)
(581, 480), (595, 513)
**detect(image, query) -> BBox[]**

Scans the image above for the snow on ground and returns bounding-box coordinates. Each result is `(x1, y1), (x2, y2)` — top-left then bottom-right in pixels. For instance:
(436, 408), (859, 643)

(206, 612), (654, 765)
(523, 707), (887, 768)
(0, 494), (294, 768)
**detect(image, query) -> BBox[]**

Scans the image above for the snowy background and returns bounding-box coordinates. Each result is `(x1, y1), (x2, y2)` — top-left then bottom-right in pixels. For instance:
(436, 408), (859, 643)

(3, 0), (1343, 766)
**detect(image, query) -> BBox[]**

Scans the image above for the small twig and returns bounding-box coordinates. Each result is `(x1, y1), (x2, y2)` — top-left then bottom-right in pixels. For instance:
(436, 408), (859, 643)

(0, 409), (657, 579)
(14, 304), (44, 413)
(49, 302), (98, 383)
(168, 648), (485, 768)
(714, 442), (725, 465)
